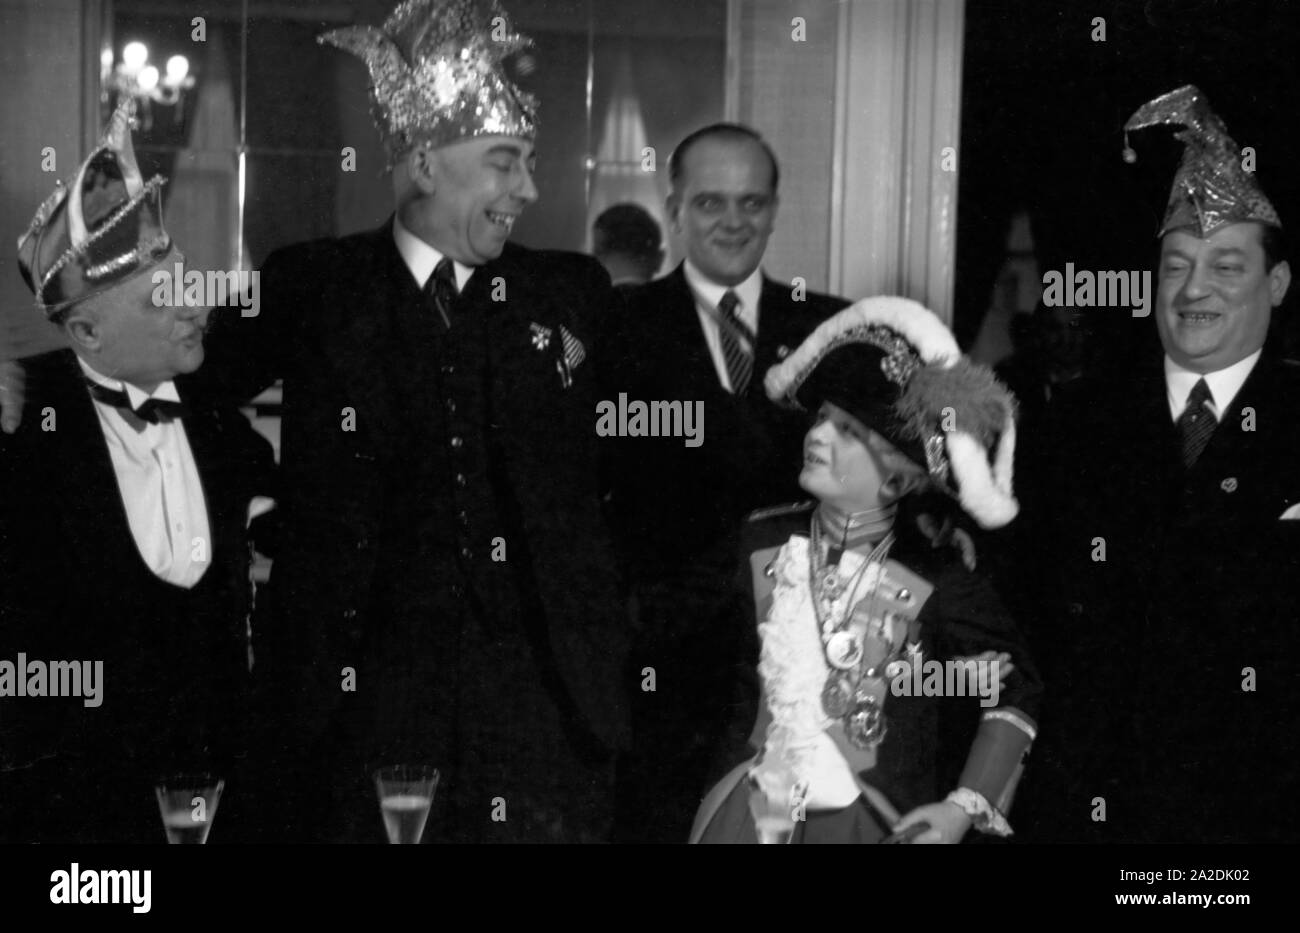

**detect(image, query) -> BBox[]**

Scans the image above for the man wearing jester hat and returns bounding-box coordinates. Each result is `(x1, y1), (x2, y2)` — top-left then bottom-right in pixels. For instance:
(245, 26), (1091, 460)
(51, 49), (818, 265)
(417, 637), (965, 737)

(199, 0), (625, 843)
(0, 100), (274, 843)
(1027, 86), (1300, 844)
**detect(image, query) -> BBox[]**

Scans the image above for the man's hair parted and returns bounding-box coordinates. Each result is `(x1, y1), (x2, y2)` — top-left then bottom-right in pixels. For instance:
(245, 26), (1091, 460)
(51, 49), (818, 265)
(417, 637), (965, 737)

(668, 123), (780, 194)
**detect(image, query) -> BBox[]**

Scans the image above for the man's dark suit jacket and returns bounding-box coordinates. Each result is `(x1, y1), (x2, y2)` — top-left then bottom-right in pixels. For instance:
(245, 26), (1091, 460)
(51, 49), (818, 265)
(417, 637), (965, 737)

(599, 264), (847, 581)
(197, 223), (630, 841)
(0, 349), (273, 843)
(1019, 347), (1300, 843)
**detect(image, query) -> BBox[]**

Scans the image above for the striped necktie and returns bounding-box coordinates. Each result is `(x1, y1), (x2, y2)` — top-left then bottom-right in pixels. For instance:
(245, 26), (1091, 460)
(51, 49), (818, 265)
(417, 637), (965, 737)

(1178, 377), (1216, 469)
(716, 290), (753, 395)
(424, 257), (458, 330)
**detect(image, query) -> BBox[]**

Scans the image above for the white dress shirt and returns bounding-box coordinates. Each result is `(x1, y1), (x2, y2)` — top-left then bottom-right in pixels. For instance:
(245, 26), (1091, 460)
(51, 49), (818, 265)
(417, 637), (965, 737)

(393, 215), (475, 293)
(79, 357), (211, 588)
(683, 260), (764, 394)
(1164, 349), (1262, 423)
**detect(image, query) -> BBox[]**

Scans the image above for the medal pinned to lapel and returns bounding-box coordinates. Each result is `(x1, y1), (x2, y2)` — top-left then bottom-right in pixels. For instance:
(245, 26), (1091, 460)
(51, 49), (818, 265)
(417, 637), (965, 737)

(531, 321), (586, 389)
(821, 675), (853, 719)
(559, 324), (586, 369)
(530, 320), (568, 388)
(825, 630), (864, 670)
(846, 689), (888, 750)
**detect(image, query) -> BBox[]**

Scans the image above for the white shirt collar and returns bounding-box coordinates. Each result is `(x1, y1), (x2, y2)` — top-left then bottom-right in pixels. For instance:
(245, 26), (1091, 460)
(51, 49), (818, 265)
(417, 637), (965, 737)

(77, 355), (181, 409)
(1164, 349), (1262, 422)
(392, 215), (475, 293)
(682, 259), (764, 326)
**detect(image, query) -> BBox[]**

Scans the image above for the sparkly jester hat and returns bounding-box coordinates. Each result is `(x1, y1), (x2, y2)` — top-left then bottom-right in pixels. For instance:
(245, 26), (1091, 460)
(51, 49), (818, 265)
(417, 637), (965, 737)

(1123, 84), (1281, 237)
(17, 98), (171, 317)
(766, 297), (1019, 529)
(319, 0), (538, 167)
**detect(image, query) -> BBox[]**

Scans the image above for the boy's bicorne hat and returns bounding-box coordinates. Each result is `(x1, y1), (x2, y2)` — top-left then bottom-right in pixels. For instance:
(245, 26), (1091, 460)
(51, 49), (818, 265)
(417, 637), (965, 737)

(766, 296), (1019, 529)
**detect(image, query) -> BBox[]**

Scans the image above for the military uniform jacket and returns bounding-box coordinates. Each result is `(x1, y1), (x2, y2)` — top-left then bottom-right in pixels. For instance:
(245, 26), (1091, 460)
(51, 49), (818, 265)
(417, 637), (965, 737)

(714, 502), (1043, 822)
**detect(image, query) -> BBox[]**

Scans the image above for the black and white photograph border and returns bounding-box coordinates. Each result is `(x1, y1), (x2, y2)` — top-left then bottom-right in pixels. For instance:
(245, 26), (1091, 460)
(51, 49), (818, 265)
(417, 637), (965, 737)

(0, 0), (1295, 914)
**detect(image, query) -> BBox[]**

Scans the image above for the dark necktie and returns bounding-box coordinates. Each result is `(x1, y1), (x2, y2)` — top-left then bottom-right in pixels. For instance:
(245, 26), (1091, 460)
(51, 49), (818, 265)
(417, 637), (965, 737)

(1178, 377), (1216, 469)
(716, 290), (754, 395)
(86, 380), (189, 429)
(424, 257), (458, 330)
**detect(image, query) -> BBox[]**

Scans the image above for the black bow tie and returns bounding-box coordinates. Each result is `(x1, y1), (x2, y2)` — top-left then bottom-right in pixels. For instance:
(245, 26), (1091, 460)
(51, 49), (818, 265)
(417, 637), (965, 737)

(86, 380), (190, 426)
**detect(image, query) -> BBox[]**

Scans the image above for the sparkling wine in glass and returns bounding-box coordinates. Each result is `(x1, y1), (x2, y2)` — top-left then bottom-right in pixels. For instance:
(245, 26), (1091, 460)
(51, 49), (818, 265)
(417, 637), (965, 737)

(155, 774), (224, 844)
(753, 812), (796, 845)
(374, 765), (440, 844)
(747, 771), (803, 845)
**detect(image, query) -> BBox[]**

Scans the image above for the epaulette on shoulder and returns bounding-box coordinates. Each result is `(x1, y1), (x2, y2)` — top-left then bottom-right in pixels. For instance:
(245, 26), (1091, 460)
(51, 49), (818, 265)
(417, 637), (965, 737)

(746, 501), (816, 523)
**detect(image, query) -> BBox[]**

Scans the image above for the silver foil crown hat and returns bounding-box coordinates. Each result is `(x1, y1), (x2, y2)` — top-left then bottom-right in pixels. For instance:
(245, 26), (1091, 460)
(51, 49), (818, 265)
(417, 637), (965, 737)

(319, 0), (539, 168)
(16, 97), (171, 316)
(1123, 84), (1281, 238)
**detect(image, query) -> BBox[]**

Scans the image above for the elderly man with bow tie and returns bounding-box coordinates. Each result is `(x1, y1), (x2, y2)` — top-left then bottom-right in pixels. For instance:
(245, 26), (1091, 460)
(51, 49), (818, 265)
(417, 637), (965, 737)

(0, 99), (274, 843)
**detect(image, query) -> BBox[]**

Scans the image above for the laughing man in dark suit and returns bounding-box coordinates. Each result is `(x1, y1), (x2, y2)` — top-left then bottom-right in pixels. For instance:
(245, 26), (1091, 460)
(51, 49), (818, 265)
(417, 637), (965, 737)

(1024, 86), (1300, 844)
(188, 0), (630, 844)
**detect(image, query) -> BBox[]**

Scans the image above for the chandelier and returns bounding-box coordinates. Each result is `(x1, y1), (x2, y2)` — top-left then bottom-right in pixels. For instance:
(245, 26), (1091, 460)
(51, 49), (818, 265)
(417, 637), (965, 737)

(101, 41), (195, 130)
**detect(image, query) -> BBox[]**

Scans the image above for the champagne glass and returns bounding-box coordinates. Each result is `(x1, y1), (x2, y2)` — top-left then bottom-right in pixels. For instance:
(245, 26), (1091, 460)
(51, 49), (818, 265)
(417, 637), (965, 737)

(155, 773), (224, 844)
(373, 765), (440, 844)
(747, 767), (804, 844)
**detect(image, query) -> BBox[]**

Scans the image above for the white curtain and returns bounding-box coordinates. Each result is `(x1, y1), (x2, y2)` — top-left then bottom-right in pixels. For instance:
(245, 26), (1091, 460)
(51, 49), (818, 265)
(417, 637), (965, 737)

(584, 47), (665, 273)
(166, 24), (246, 275)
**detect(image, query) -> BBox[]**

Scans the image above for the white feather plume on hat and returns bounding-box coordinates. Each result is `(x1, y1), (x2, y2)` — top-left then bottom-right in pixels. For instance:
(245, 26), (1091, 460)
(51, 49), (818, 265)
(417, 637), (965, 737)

(766, 296), (1019, 529)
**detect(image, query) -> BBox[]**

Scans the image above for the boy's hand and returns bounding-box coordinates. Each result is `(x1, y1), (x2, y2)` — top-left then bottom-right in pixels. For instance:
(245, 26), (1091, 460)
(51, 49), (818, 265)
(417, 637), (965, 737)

(892, 801), (971, 844)
(952, 650), (1014, 685)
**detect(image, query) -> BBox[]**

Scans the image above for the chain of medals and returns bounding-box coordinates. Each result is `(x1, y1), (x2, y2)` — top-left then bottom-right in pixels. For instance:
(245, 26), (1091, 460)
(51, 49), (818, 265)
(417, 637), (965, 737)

(809, 515), (897, 750)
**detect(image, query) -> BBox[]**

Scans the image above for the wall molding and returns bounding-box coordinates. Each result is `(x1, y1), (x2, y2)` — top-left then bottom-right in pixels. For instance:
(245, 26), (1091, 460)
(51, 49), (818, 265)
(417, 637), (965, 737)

(727, 0), (965, 321)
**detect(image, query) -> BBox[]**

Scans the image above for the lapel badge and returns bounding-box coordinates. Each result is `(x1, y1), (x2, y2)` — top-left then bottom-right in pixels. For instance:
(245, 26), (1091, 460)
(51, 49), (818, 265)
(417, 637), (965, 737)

(530, 322), (552, 351)
(559, 324), (586, 370)
(1220, 477), (1238, 493)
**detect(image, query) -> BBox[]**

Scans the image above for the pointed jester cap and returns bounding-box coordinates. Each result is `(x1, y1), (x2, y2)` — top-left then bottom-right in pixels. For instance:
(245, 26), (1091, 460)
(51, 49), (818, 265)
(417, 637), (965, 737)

(1123, 84), (1281, 238)
(319, 0), (538, 168)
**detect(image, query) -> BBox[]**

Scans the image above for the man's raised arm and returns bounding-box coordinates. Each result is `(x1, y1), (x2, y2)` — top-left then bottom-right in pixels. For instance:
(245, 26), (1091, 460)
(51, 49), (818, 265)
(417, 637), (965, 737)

(182, 248), (299, 404)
